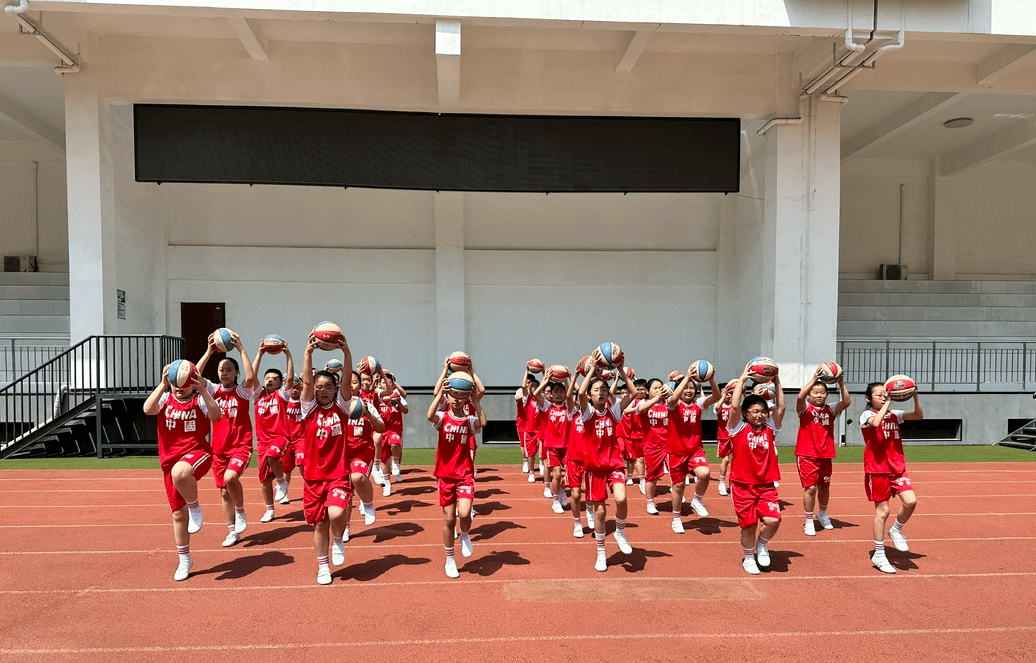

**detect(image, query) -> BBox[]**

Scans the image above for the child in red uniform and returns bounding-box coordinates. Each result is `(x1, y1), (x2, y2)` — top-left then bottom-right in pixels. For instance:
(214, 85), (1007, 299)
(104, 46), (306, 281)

(795, 367), (850, 536)
(196, 333), (261, 545)
(299, 335), (355, 585)
(727, 368), (786, 575)
(714, 382), (735, 496)
(144, 367), (222, 581)
(860, 382), (923, 574)
(579, 352), (636, 572)
(635, 378), (674, 515)
(668, 365), (721, 532)
(344, 370), (386, 533)
(517, 371), (540, 479)
(534, 377), (576, 515)
(378, 371), (408, 485)
(252, 341), (295, 508)
(286, 376), (304, 472)
(566, 385), (591, 538)
(427, 384), (487, 578)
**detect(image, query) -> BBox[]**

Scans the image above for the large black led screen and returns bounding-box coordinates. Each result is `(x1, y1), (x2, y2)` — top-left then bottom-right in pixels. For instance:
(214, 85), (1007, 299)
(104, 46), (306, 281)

(134, 105), (740, 193)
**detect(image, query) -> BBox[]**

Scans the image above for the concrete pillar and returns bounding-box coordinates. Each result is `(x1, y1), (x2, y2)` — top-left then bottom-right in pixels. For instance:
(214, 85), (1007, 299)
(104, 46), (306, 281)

(435, 192), (465, 361)
(64, 42), (115, 344)
(759, 96), (841, 387)
(928, 158), (957, 280)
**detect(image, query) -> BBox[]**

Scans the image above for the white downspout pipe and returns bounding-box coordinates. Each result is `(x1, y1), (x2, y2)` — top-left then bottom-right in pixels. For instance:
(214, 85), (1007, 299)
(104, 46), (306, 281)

(820, 30), (905, 95)
(4, 0), (81, 76)
(757, 95), (808, 136)
(803, 29), (869, 95)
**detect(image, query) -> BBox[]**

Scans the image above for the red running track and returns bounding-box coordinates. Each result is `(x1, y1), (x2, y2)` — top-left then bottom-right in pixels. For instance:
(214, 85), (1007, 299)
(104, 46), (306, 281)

(0, 461), (1034, 661)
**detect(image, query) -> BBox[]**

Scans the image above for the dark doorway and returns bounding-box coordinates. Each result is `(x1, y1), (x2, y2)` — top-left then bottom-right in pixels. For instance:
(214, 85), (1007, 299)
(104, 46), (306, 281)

(181, 302), (225, 382)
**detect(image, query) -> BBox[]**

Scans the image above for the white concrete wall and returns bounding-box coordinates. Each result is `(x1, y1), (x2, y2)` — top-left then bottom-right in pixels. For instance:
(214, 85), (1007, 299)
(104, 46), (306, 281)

(0, 141), (68, 272)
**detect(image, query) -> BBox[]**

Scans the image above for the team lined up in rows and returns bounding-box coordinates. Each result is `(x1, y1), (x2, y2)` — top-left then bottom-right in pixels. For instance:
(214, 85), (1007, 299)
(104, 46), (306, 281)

(510, 349), (924, 575)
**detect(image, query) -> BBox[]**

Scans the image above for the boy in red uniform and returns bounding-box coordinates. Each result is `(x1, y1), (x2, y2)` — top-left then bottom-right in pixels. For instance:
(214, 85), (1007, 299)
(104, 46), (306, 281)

(635, 378), (674, 515)
(378, 371), (408, 486)
(516, 372), (540, 480)
(668, 365), (721, 532)
(860, 382), (923, 574)
(795, 367), (850, 536)
(714, 382), (735, 496)
(727, 368), (786, 575)
(533, 377), (575, 514)
(252, 342), (295, 506)
(566, 388), (591, 537)
(578, 352), (637, 572)
(299, 335), (354, 585)
(144, 366), (222, 581)
(427, 383), (487, 578)
(196, 333), (261, 545)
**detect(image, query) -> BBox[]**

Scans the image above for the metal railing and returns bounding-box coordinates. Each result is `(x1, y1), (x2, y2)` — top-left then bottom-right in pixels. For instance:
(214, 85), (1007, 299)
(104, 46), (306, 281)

(0, 335), (184, 455)
(0, 339), (69, 383)
(838, 340), (1036, 392)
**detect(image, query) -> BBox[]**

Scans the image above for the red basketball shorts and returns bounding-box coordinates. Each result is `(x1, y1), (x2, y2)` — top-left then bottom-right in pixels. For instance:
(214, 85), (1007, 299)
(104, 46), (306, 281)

(281, 440), (296, 475)
(668, 451), (709, 484)
(521, 431), (539, 458)
(621, 436), (644, 461)
(584, 468), (626, 503)
(865, 471), (913, 503)
(546, 446), (567, 468)
(438, 475), (475, 507)
(717, 437), (732, 458)
(347, 447), (375, 478)
(162, 450), (212, 512)
(730, 482), (782, 529)
(643, 441), (668, 482)
(211, 449), (251, 490)
(796, 456), (833, 489)
(303, 477), (352, 525)
(566, 459), (585, 490)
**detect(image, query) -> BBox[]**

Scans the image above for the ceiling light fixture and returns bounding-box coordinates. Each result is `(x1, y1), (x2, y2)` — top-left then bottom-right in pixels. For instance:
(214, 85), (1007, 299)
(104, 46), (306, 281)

(943, 117), (974, 129)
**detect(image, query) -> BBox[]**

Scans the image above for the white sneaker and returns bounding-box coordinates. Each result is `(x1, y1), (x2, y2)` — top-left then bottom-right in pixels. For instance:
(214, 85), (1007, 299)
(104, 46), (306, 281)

(560, 491), (568, 507)
(872, 552), (896, 574)
(278, 481), (290, 505)
(774, 481), (780, 488)
(332, 538), (345, 566)
(671, 518), (685, 534)
(382, 480), (392, 497)
(539, 461), (544, 475)
(260, 509), (275, 523)
(551, 499), (564, 514)
(889, 528), (910, 552)
(742, 557), (760, 575)
(690, 498), (709, 517)
(755, 543), (771, 568)
(639, 479), (646, 495)
(363, 505), (376, 527)
(573, 522), (584, 538)
(273, 481), (287, 502)
(445, 558), (459, 578)
(317, 566), (332, 585)
(392, 471), (402, 483)
(685, 476), (691, 485)
(173, 556), (193, 581)
(527, 473), (536, 483)
(391, 459), (401, 477)
(372, 469), (384, 486)
(804, 519), (816, 537)
(543, 485), (553, 499)
(522, 461), (529, 473)
(817, 512), (834, 530)
(717, 482), (728, 497)
(586, 509), (596, 529)
(234, 511), (247, 534)
(595, 553), (607, 572)
(221, 531), (240, 547)
(358, 501), (367, 517)
(342, 526), (350, 542)
(625, 475), (633, 486)
(187, 506), (204, 534)
(613, 530), (632, 555)
(460, 534), (473, 558)
(646, 501), (658, 515)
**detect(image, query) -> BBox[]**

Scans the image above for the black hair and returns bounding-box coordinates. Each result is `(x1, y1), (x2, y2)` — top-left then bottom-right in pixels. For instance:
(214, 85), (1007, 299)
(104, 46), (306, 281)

(528, 376), (540, 387)
(352, 370), (363, 383)
(741, 394), (769, 415)
(548, 381), (565, 391)
(633, 379), (647, 389)
(865, 382), (884, 406)
(313, 370), (337, 386)
(264, 368), (283, 379)
(645, 378), (663, 391)
(588, 378), (607, 393)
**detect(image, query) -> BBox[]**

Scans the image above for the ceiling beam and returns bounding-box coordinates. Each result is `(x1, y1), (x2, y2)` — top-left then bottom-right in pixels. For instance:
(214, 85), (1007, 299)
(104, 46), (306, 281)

(977, 44), (1036, 85)
(842, 92), (963, 162)
(939, 119), (1036, 176)
(616, 29), (654, 73)
(0, 92), (64, 154)
(226, 14), (268, 62)
(843, 61), (1036, 95)
(435, 18), (461, 110)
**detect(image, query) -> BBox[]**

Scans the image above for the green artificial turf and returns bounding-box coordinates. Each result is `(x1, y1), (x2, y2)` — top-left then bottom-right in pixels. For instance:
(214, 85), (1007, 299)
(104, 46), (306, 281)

(1, 444), (1033, 470)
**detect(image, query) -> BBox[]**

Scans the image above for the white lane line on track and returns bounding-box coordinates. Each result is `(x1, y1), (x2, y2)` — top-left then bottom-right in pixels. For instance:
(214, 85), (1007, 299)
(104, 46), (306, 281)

(1, 573), (1034, 596)
(1, 511), (1035, 527)
(2, 535), (1035, 556)
(2, 624), (1036, 655)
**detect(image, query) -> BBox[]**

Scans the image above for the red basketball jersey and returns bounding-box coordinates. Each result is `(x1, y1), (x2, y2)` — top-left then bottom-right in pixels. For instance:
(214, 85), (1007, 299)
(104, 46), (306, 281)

(728, 418), (781, 484)
(539, 402), (570, 449)
(156, 392), (212, 467)
(378, 392), (404, 437)
(795, 403), (836, 459)
(206, 382), (258, 455)
(567, 406), (587, 463)
(300, 395), (350, 480)
(860, 409), (906, 474)
(640, 401), (674, 450)
(254, 386), (290, 447)
(715, 403), (732, 441)
(581, 403), (624, 471)
(669, 397), (706, 455)
(286, 398), (302, 442)
(345, 400), (381, 453)
(433, 411), (477, 479)
(515, 389), (530, 434)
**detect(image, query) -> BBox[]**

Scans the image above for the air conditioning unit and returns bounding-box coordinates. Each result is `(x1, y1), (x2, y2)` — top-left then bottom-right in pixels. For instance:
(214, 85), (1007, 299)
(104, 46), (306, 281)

(3, 255), (38, 273)
(878, 263), (907, 280)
